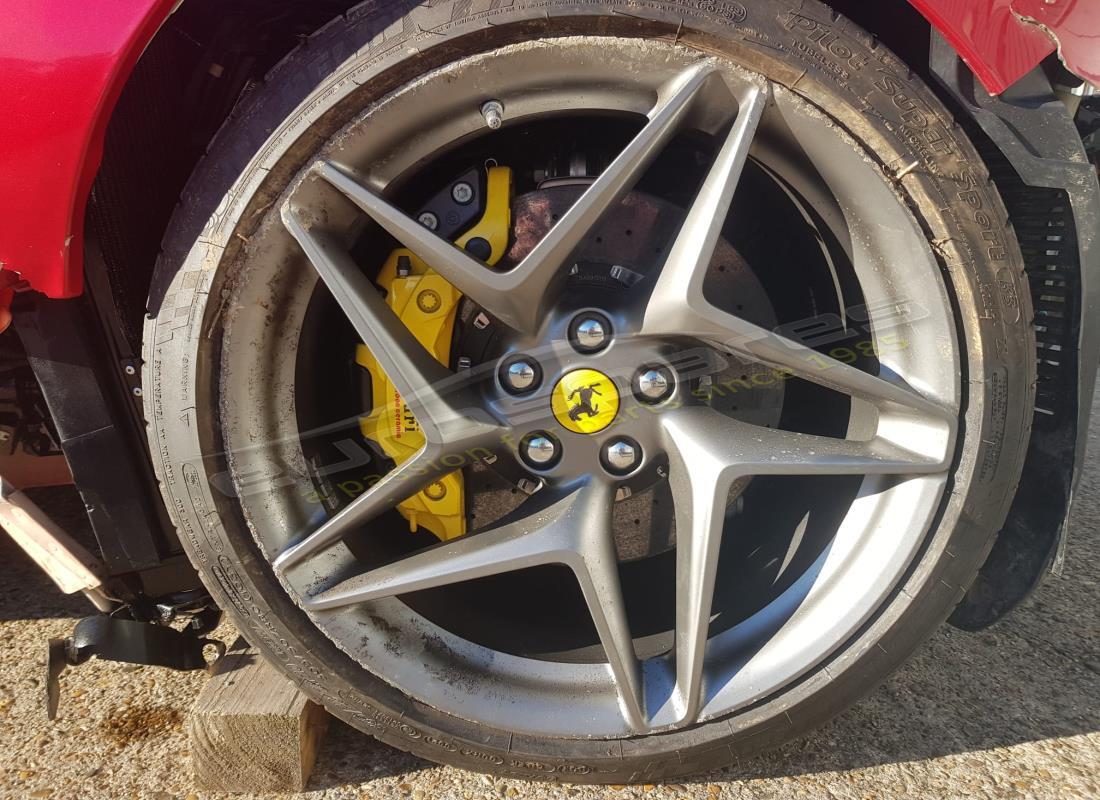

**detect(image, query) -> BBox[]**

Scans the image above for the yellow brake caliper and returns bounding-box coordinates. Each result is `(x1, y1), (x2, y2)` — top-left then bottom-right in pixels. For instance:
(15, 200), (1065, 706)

(356, 166), (513, 542)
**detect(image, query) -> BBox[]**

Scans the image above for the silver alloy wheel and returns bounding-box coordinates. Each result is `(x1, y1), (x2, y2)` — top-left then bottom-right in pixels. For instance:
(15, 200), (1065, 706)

(219, 38), (961, 738)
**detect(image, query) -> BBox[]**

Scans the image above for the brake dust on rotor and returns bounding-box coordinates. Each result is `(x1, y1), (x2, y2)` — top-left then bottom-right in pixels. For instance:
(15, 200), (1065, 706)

(356, 164), (513, 542)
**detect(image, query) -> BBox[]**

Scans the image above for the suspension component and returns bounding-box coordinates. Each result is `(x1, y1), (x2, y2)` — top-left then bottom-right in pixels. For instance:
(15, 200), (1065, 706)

(356, 165), (513, 541)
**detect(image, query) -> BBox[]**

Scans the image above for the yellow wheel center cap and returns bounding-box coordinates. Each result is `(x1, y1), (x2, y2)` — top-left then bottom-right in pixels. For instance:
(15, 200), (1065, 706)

(551, 369), (620, 434)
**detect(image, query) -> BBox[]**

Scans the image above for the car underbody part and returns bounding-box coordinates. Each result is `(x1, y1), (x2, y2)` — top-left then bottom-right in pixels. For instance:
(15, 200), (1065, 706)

(356, 165), (513, 542)
(0, 338), (63, 459)
(12, 284), (177, 576)
(45, 591), (223, 720)
(0, 270), (26, 335)
(931, 34), (1100, 628)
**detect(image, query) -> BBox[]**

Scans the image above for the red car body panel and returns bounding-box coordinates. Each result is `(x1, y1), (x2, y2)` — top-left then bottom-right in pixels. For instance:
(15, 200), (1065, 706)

(0, 0), (1094, 300)
(0, 0), (176, 299)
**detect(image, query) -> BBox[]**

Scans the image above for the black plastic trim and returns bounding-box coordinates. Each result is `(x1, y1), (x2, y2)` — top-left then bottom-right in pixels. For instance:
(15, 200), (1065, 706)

(931, 34), (1100, 628)
(12, 271), (179, 576)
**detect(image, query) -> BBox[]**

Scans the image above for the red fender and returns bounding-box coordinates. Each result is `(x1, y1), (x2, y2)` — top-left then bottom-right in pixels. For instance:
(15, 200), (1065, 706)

(0, 1), (177, 299)
(0, 0), (1094, 301)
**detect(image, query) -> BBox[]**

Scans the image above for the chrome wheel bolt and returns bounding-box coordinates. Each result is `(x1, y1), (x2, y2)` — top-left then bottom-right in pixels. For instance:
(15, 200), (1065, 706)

(500, 356), (541, 395)
(506, 361), (537, 392)
(570, 312), (611, 354)
(521, 433), (559, 469)
(635, 366), (674, 404)
(602, 438), (641, 476)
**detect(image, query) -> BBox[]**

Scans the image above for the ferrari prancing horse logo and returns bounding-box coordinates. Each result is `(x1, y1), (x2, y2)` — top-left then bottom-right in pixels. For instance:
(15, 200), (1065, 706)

(568, 382), (603, 421)
(551, 369), (620, 434)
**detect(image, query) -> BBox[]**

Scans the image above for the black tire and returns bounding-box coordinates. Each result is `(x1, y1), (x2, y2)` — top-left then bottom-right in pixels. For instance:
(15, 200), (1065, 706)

(144, 0), (1034, 783)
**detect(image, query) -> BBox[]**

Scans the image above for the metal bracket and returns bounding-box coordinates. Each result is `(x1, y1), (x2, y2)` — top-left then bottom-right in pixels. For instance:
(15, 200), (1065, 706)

(46, 606), (224, 720)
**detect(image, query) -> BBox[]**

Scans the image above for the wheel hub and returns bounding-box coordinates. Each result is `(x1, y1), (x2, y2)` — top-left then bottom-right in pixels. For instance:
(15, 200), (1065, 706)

(474, 183), (784, 501)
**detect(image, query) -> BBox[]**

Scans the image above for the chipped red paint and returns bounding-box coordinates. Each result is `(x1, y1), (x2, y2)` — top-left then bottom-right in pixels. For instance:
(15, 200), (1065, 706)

(909, 0), (1057, 92)
(0, 0), (1095, 298)
(911, 0), (1099, 91)
(1011, 0), (1100, 86)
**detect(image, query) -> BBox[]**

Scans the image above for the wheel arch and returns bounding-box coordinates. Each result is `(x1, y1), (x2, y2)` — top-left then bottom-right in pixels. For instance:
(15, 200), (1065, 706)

(84, 0), (373, 350)
(83, 0), (939, 339)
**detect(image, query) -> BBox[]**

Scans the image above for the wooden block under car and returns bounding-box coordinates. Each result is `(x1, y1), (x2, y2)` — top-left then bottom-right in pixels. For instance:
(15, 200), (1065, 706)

(188, 643), (330, 793)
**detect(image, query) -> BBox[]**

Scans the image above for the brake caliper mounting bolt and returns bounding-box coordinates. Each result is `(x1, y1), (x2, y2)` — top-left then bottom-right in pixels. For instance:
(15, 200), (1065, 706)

(635, 366), (674, 404)
(570, 312), (612, 354)
(481, 100), (505, 130)
(452, 182), (475, 205)
(521, 433), (559, 469)
(501, 357), (540, 394)
(418, 211), (439, 231)
(602, 437), (641, 476)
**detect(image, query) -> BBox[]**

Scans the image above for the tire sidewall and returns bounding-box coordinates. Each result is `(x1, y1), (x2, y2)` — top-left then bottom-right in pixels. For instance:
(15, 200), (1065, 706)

(144, 0), (1034, 782)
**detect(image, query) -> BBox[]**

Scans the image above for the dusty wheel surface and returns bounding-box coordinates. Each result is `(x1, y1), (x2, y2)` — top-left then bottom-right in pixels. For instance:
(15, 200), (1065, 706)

(145, 0), (1035, 782)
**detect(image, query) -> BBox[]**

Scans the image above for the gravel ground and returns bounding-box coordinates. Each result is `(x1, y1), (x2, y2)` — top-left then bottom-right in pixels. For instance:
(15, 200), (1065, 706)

(2, 393), (1099, 799)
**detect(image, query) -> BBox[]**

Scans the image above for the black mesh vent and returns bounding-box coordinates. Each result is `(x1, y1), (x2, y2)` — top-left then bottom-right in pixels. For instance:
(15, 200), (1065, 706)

(978, 137), (1081, 432)
(1014, 189), (1080, 424)
(86, 25), (206, 352)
